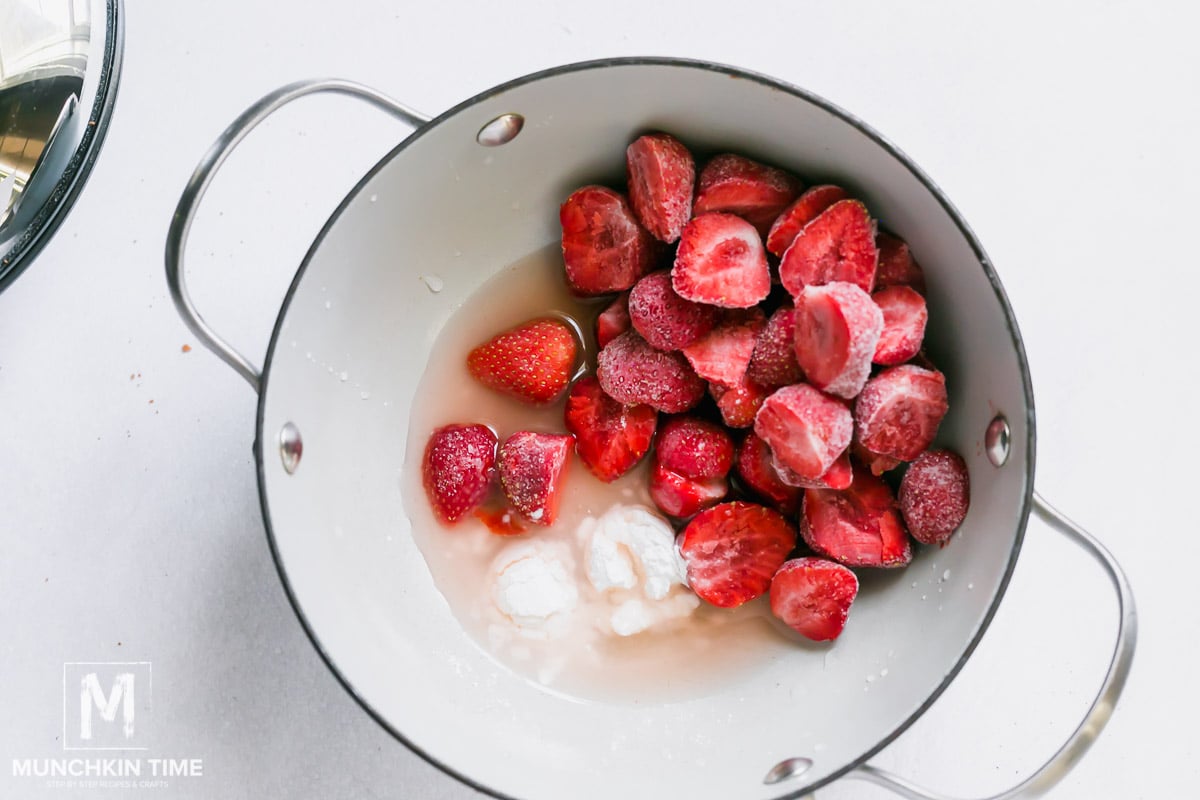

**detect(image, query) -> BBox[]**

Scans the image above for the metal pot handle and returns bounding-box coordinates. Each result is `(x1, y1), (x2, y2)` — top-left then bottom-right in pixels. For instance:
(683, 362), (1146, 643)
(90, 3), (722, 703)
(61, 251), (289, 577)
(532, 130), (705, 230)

(164, 79), (429, 393)
(843, 493), (1137, 799)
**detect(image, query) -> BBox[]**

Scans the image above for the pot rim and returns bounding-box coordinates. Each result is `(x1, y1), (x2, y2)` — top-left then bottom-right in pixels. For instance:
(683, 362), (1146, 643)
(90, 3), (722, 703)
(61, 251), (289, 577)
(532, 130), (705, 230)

(252, 56), (1037, 800)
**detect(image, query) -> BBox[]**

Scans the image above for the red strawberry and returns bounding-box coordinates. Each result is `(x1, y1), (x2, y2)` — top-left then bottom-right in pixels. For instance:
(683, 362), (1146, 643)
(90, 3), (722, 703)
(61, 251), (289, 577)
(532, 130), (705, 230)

(766, 185), (850, 256)
(899, 450), (970, 545)
(648, 460), (728, 518)
(710, 376), (771, 428)
(779, 199), (878, 296)
(734, 432), (803, 515)
(628, 269), (719, 350)
(560, 186), (657, 296)
(422, 424), (498, 524)
(854, 365), (949, 463)
(473, 505), (526, 536)
(563, 376), (657, 482)
(872, 286), (927, 366)
(747, 305), (804, 389)
(801, 464), (913, 567)
(497, 431), (574, 525)
(852, 439), (903, 476)
(673, 213), (771, 308)
(626, 133), (695, 243)
(467, 318), (577, 405)
(772, 450), (853, 490)
(681, 308), (766, 387)
(875, 231), (926, 293)
(770, 558), (859, 641)
(794, 282), (884, 399)
(655, 416), (734, 480)
(678, 501), (797, 608)
(596, 330), (706, 413)
(595, 293), (631, 349)
(693, 154), (802, 236)
(754, 384), (853, 480)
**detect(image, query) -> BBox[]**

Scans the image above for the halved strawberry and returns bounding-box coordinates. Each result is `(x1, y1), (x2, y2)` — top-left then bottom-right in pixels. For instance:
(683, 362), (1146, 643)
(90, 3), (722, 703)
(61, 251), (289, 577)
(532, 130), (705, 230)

(596, 330), (706, 413)
(693, 154), (802, 236)
(681, 308), (766, 387)
(793, 282), (884, 399)
(467, 318), (577, 405)
(628, 269), (719, 350)
(770, 558), (860, 642)
(801, 464), (913, 567)
(754, 384), (853, 480)
(734, 432), (803, 515)
(655, 416), (734, 480)
(747, 305), (804, 389)
(422, 424), (498, 524)
(779, 199), (878, 296)
(899, 449), (970, 545)
(498, 431), (574, 525)
(473, 505), (526, 536)
(678, 501), (797, 608)
(560, 186), (657, 296)
(773, 450), (853, 490)
(564, 376), (657, 482)
(872, 286), (927, 365)
(595, 293), (631, 349)
(673, 213), (771, 308)
(875, 231), (926, 293)
(710, 376), (772, 428)
(766, 185), (850, 257)
(854, 365), (949, 463)
(648, 461), (727, 519)
(626, 133), (695, 243)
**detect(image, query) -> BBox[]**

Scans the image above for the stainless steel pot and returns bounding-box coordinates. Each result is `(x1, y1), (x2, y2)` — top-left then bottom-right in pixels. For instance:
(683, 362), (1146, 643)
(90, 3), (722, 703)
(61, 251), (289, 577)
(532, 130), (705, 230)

(165, 59), (1135, 800)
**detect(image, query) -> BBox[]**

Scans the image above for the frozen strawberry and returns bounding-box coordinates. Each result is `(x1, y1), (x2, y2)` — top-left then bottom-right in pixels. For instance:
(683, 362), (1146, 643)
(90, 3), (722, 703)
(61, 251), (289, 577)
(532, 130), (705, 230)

(855, 365), (949, 462)
(497, 431), (574, 526)
(560, 186), (657, 296)
(852, 439), (903, 476)
(682, 308), (766, 387)
(872, 286), (927, 365)
(755, 384), (853, 480)
(747, 305), (804, 389)
(628, 270), (719, 350)
(793, 282), (883, 399)
(655, 416), (734, 480)
(875, 231), (926, 293)
(710, 377), (771, 428)
(648, 461), (728, 519)
(422, 424), (498, 524)
(773, 450), (853, 490)
(564, 376), (657, 482)
(779, 199), (878, 296)
(626, 133), (695, 243)
(801, 464), (913, 567)
(679, 501), (797, 608)
(596, 330), (706, 413)
(899, 450), (970, 545)
(770, 557), (860, 641)
(734, 432), (803, 515)
(595, 293), (631, 349)
(693, 154), (802, 236)
(765, 185), (850, 257)
(673, 213), (771, 308)
(473, 505), (526, 536)
(467, 318), (577, 405)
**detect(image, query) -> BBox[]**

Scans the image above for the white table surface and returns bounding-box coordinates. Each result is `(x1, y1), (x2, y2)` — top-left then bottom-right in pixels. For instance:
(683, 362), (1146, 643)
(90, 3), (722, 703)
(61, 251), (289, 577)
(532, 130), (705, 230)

(2, 1), (1195, 797)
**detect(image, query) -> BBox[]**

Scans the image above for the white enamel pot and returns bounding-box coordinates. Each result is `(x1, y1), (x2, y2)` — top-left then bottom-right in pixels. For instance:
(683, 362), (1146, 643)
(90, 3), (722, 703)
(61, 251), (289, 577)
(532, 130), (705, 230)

(166, 59), (1135, 800)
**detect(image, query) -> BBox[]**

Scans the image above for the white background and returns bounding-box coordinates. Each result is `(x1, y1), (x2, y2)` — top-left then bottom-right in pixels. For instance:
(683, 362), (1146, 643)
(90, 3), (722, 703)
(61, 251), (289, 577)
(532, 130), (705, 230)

(1, 1), (1195, 797)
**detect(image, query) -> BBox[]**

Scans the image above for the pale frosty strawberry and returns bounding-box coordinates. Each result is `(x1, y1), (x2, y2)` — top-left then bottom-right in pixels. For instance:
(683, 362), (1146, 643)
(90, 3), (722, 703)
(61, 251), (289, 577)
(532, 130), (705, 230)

(596, 330), (706, 413)
(770, 557), (860, 641)
(626, 133), (695, 243)
(628, 269), (718, 350)
(754, 384), (853, 480)
(779, 199), (878, 296)
(854, 365), (949, 463)
(899, 449), (970, 545)
(872, 286), (927, 366)
(693, 154), (802, 236)
(655, 416), (734, 480)
(801, 464), (913, 568)
(766, 185), (850, 257)
(681, 308), (766, 387)
(747, 304), (804, 389)
(422, 424), (498, 524)
(678, 501), (796, 608)
(673, 213), (771, 308)
(497, 431), (574, 526)
(793, 281), (884, 399)
(560, 186), (657, 296)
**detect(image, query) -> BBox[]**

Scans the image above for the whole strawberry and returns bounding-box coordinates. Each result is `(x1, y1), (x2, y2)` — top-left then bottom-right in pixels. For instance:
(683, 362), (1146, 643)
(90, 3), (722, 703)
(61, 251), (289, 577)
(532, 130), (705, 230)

(467, 318), (577, 405)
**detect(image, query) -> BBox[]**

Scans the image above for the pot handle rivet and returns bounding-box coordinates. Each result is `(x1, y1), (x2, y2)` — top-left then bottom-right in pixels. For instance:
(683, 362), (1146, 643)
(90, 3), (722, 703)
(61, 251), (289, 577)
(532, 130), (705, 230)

(476, 113), (524, 146)
(985, 414), (1010, 467)
(280, 422), (303, 474)
(762, 756), (813, 785)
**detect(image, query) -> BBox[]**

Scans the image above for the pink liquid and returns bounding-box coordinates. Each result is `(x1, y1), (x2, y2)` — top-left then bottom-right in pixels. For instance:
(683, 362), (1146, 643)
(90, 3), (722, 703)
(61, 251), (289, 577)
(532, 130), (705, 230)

(402, 245), (796, 705)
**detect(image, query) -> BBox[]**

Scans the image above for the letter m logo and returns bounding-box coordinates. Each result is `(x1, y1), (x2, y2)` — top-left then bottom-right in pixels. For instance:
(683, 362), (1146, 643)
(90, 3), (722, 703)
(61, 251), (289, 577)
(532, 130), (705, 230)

(81, 672), (135, 739)
(63, 662), (152, 750)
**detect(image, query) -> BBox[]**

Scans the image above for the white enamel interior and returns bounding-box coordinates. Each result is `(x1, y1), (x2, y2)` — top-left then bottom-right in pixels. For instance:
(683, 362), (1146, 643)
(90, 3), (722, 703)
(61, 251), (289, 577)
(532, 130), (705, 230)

(257, 61), (1032, 800)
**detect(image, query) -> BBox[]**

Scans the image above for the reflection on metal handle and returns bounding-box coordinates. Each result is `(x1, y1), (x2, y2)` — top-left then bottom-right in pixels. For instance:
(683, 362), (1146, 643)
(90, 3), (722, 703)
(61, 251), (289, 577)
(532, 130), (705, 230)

(847, 493), (1137, 799)
(164, 79), (430, 392)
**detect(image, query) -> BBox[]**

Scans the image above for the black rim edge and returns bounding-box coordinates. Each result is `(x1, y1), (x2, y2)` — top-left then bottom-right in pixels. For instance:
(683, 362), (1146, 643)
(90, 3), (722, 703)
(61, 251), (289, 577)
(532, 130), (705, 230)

(0, 0), (124, 293)
(252, 56), (1037, 800)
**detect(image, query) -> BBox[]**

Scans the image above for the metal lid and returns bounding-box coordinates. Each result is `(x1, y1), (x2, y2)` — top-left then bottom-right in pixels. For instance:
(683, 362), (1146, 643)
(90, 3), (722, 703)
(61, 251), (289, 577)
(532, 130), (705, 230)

(0, 0), (122, 293)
